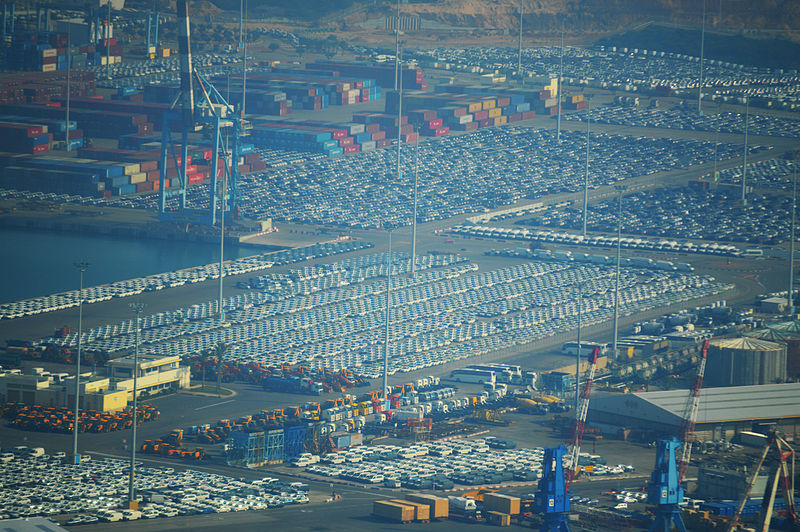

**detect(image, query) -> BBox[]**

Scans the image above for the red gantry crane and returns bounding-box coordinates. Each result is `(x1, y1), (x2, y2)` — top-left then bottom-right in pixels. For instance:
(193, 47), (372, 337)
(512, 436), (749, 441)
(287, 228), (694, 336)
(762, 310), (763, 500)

(566, 347), (600, 488)
(677, 338), (709, 484)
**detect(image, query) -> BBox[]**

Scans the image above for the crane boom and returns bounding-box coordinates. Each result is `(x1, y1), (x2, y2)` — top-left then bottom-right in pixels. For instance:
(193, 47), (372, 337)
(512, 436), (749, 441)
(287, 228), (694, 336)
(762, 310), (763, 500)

(678, 338), (709, 483)
(567, 347), (600, 488)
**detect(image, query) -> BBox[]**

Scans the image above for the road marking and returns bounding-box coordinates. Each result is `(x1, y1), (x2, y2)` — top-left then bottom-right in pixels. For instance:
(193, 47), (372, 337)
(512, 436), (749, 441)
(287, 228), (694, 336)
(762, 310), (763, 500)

(195, 399), (235, 410)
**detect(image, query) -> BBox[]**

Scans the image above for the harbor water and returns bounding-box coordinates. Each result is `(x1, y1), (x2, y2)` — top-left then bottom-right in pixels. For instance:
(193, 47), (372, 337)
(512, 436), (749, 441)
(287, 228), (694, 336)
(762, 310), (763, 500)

(0, 227), (277, 305)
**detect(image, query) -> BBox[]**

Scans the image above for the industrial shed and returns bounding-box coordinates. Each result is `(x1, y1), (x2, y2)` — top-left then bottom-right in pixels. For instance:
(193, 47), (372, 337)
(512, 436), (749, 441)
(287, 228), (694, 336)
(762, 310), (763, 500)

(588, 382), (800, 441)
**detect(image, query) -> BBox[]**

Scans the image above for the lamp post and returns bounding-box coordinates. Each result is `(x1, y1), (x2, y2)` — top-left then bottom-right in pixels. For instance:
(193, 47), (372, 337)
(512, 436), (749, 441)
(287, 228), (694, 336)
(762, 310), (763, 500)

(575, 282), (583, 413)
(411, 137), (419, 278)
(128, 302), (145, 509)
(383, 228), (392, 403)
(517, 0), (523, 85)
(790, 171), (797, 317)
(742, 97), (749, 206)
(612, 185), (626, 360)
(583, 117), (590, 238)
(72, 261), (89, 465)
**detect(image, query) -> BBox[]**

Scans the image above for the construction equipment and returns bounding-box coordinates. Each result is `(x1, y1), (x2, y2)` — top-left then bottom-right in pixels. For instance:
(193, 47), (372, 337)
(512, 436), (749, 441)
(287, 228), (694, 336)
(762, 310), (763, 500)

(468, 408), (509, 426)
(566, 347), (600, 487)
(647, 437), (687, 532)
(534, 445), (571, 532)
(677, 338), (709, 483)
(728, 431), (798, 532)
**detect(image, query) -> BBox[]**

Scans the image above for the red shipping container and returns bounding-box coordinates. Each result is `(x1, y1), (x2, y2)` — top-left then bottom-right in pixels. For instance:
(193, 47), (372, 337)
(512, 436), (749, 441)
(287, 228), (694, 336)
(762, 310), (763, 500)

(32, 144), (49, 154)
(344, 144), (360, 154)
(427, 118), (442, 129)
(522, 110), (536, 120)
(479, 118), (491, 128)
(404, 132), (418, 143)
(474, 110), (489, 120)
(146, 169), (161, 182)
(508, 113), (522, 123)
(496, 96), (510, 107)
(376, 138), (393, 149)
(370, 130), (386, 141)
(238, 164), (249, 174)
(136, 181), (153, 193)
(338, 136), (353, 147)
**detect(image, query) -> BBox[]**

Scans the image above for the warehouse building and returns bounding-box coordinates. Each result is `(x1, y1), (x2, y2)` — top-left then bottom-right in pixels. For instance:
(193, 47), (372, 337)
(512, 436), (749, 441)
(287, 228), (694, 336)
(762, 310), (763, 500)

(588, 382), (800, 442)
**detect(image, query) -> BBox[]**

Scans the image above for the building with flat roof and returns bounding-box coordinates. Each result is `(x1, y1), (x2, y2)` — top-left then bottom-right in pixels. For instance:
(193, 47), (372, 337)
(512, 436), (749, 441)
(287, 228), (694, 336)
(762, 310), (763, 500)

(589, 382), (800, 441)
(108, 353), (189, 399)
(0, 354), (189, 411)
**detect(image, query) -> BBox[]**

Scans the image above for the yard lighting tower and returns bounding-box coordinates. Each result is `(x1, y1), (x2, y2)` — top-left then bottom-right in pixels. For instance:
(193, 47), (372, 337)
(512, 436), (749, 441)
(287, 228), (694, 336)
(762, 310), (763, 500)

(742, 97), (749, 206)
(383, 228), (393, 403)
(128, 302), (145, 509)
(517, 0), (523, 85)
(582, 118), (590, 238)
(790, 171), (797, 317)
(612, 185), (626, 359)
(698, 0), (706, 116)
(556, 29), (564, 144)
(394, 0), (400, 91)
(411, 137), (419, 278)
(72, 261), (89, 465)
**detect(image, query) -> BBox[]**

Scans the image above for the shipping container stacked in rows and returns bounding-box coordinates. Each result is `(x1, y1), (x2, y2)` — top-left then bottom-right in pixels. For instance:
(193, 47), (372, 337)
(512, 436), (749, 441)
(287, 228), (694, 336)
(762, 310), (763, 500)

(0, 138), (266, 198)
(305, 61), (427, 91)
(384, 78), (562, 134)
(5, 24), (121, 71)
(249, 116), (416, 156)
(0, 71), (95, 107)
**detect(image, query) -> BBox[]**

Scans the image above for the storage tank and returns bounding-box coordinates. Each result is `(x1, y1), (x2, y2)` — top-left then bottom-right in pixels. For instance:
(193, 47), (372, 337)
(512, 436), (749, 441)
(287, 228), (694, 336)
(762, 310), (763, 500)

(706, 337), (787, 387)
(767, 320), (800, 378)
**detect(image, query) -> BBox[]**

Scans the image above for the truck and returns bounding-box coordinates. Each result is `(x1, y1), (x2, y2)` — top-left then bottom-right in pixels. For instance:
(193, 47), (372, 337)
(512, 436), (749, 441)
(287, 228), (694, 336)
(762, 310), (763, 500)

(373, 500), (415, 523)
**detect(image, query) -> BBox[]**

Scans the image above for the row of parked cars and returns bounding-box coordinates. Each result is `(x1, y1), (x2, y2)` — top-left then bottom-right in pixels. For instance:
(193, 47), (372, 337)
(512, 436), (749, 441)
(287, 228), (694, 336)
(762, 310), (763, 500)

(408, 45), (798, 112)
(1, 238), (370, 321)
(0, 446), (309, 524)
(565, 104), (800, 139)
(717, 157), (798, 191)
(454, 224), (744, 256)
(301, 437), (634, 489)
(517, 185), (792, 246)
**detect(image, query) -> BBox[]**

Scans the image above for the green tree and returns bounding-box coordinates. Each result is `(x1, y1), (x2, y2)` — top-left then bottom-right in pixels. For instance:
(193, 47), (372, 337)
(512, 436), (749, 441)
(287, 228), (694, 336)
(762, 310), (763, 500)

(211, 342), (228, 396)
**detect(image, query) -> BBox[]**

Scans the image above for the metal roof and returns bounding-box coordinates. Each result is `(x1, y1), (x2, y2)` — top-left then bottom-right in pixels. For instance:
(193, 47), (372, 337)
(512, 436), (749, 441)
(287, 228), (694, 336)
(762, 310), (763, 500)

(769, 320), (800, 336)
(745, 328), (791, 343)
(710, 337), (784, 351)
(0, 517), (68, 532)
(591, 383), (800, 428)
(633, 382), (800, 425)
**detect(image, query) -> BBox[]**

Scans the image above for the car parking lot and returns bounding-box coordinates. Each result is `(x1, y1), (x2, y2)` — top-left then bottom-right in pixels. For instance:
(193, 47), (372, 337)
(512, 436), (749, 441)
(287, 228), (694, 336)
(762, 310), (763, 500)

(0, 240), (371, 320)
(0, 126), (741, 230)
(37, 249), (729, 379)
(0, 446), (309, 524)
(564, 105), (800, 138)
(408, 45), (800, 112)
(299, 436), (633, 489)
(515, 186), (795, 245)
(716, 157), (798, 190)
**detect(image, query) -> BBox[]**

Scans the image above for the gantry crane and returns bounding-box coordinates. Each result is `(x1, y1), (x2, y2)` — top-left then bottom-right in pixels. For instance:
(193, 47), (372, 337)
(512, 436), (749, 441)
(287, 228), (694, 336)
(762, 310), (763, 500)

(566, 346), (600, 487)
(158, 0), (246, 225)
(677, 338), (709, 484)
(728, 432), (797, 532)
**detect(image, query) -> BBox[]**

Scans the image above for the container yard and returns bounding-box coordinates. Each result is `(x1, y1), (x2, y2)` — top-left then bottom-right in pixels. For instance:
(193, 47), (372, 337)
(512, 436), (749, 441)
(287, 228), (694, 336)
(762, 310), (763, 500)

(0, 0), (799, 531)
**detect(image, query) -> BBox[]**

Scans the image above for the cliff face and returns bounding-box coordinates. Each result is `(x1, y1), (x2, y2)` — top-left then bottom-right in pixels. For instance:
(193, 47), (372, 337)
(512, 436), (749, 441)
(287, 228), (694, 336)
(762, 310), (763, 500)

(395, 0), (800, 32)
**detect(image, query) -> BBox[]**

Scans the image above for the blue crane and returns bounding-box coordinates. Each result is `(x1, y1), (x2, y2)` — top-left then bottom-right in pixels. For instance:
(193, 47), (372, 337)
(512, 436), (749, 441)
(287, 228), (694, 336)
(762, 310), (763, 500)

(535, 444), (571, 532)
(647, 437), (686, 532)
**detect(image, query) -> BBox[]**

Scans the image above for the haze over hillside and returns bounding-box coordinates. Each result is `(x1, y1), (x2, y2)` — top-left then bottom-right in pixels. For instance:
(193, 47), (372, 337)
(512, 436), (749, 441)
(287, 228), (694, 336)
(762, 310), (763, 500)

(181, 0), (800, 34)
